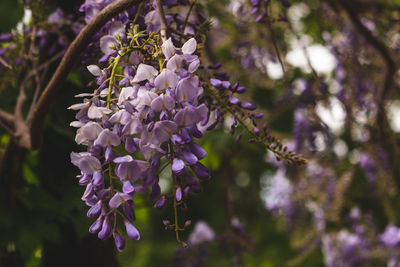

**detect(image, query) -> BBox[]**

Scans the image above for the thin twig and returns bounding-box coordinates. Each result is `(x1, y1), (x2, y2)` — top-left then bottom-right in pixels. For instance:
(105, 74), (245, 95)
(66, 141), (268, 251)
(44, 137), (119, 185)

(0, 139), (15, 175)
(27, 65), (47, 121)
(168, 142), (182, 244)
(14, 75), (28, 121)
(0, 57), (11, 69)
(182, 0), (196, 34)
(156, 0), (168, 42)
(336, 0), (396, 105)
(168, 27), (191, 40)
(27, 51), (63, 121)
(28, 51), (64, 79)
(132, 1), (144, 24)
(287, 20), (318, 79)
(28, 26), (37, 63)
(0, 110), (15, 129)
(0, 120), (14, 135)
(27, 25), (42, 121)
(334, 0), (399, 188)
(265, 6), (287, 82)
(28, 0), (142, 149)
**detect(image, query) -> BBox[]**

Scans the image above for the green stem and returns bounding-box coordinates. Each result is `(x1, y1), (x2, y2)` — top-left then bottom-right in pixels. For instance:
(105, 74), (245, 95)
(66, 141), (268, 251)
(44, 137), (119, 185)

(183, 0), (196, 32)
(133, 1), (144, 24)
(108, 163), (114, 196)
(204, 85), (304, 163)
(173, 180), (180, 242)
(106, 54), (124, 108)
(158, 162), (170, 175)
(169, 142), (181, 242)
(179, 0), (196, 43)
(158, 57), (164, 71)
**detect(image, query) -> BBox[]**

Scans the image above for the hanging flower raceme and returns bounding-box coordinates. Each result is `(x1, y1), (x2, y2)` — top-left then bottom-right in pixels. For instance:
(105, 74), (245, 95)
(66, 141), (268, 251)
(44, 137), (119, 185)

(68, 0), (306, 252)
(70, 16), (212, 249)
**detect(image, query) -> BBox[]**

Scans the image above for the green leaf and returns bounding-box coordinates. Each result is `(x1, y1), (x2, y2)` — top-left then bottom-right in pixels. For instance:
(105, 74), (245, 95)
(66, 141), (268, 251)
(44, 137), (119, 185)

(23, 164), (39, 185)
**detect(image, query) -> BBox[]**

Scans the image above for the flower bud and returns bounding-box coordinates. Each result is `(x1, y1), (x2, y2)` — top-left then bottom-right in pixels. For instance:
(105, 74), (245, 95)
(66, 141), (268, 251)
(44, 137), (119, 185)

(124, 220), (140, 240)
(87, 201), (102, 219)
(89, 218), (103, 234)
(155, 196), (166, 210)
(98, 216), (112, 240)
(113, 231), (126, 252)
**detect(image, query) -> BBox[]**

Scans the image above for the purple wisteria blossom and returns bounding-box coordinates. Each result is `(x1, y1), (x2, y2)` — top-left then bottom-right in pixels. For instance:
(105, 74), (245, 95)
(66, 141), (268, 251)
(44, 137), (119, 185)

(70, 13), (212, 248)
(380, 225), (400, 248)
(188, 221), (216, 246)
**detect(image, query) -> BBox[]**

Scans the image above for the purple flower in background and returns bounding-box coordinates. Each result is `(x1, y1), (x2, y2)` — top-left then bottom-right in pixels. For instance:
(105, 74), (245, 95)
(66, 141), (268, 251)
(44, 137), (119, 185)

(322, 230), (367, 267)
(191, 162), (211, 180)
(338, 230), (363, 256)
(188, 221), (215, 246)
(48, 8), (65, 24)
(0, 33), (12, 42)
(263, 168), (292, 213)
(380, 225), (400, 247)
(359, 153), (376, 182)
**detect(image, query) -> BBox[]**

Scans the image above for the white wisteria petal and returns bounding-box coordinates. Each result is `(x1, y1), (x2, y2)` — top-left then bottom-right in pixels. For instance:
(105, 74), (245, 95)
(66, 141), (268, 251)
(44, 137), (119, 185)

(99, 88), (109, 97)
(88, 105), (112, 119)
(75, 121), (103, 145)
(131, 64), (159, 83)
(118, 86), (135, 105)
(100, 35), (118, 55)
(74, 93), (94, 98)
(70, 121), (85, 128)
(182, 38), (197, 55)
(109, 110), (132, 125)
(166, 54), (184, 71)
(68, 101), (90, 110)
(87, 65), (102, 76)
(154, 69), (179, 90)
(109, 21), (125, 37)
(161, 38), (176, 60)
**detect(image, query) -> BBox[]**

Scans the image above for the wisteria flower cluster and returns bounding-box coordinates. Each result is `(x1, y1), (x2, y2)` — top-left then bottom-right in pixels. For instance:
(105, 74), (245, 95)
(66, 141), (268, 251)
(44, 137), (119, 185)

(67, 0), (306, 252)
(70, 22), (212, 249)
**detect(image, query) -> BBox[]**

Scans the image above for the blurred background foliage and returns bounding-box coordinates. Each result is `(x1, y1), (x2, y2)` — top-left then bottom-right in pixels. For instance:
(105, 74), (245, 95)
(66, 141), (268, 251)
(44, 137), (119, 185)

(1, 0), (399, 266)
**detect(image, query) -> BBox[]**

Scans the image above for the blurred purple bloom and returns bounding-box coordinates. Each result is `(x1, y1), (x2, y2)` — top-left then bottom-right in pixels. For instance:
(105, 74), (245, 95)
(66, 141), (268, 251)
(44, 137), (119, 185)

(380, 225), (400, 247)
(188, 221), (215, 246)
